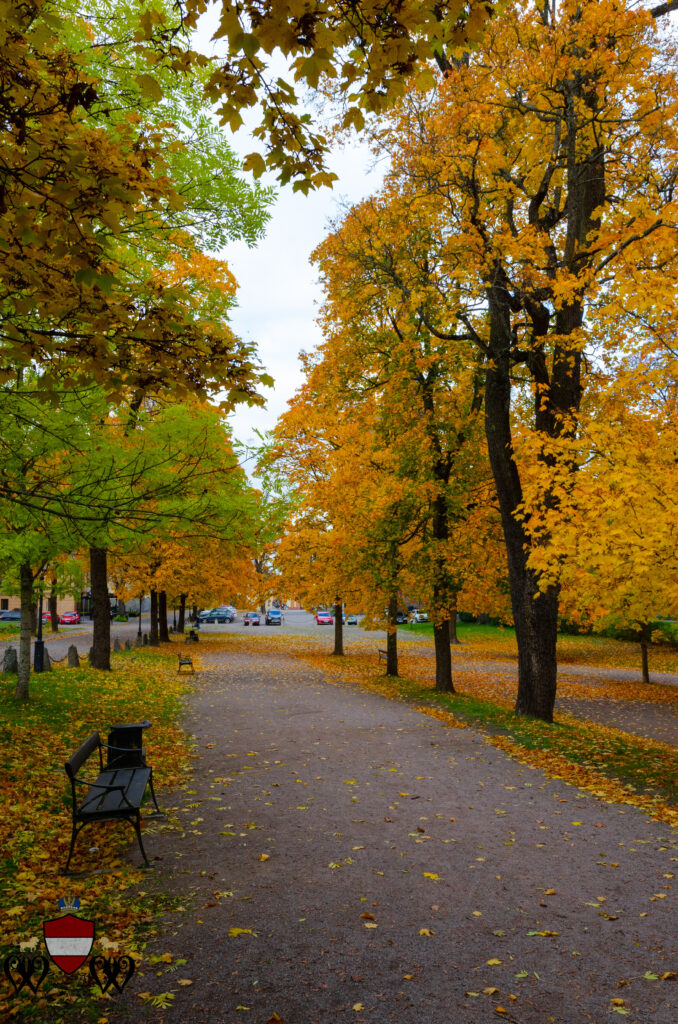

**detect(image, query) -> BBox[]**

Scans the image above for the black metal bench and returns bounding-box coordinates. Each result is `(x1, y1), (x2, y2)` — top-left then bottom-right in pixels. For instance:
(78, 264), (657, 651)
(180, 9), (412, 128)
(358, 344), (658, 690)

(177, 651), (194, 674)
(378, 648), (388, 663)
(63, 732), (160, 872)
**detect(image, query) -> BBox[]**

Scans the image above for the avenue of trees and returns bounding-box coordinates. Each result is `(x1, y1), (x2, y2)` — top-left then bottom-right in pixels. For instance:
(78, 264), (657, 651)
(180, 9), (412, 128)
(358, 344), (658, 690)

(2, 0), (676, 723)
(0, 0), (274, 699)
(268, 0), (678, 721)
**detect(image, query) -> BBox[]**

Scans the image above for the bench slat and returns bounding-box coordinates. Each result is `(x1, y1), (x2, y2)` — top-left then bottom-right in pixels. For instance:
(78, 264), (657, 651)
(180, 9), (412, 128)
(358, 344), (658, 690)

(79, 767), (151, 818)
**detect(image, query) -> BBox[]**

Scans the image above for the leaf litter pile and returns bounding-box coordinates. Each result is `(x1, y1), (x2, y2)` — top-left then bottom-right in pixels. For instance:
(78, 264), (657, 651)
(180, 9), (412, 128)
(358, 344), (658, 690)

(0, 647), (191, 1022)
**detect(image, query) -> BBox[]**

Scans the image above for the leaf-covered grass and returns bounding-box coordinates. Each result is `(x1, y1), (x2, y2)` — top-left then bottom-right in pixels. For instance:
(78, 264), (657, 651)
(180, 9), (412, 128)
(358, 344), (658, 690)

(401, 621), (678, 672)
(0, 647), (192, 1022)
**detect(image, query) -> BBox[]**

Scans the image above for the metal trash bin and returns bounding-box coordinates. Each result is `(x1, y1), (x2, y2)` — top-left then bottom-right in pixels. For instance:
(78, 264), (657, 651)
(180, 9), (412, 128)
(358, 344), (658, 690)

(106, 720), (152, 769)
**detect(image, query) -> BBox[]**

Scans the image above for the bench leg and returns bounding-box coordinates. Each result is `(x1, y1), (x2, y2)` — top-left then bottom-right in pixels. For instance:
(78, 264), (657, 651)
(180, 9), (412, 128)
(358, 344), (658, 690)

(132, 813), (151, 868)
(65, 822), (84, 873)
(147, 768), (161, 814)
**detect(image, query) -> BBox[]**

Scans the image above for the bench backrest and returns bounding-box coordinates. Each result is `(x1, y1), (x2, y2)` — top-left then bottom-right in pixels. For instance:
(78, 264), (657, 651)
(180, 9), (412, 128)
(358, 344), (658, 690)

(65, 732), (102, 780)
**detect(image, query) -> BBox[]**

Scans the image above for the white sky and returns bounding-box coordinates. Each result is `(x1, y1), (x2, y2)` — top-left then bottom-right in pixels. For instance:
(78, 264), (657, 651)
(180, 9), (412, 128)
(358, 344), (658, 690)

(191, 13), (384, 452)
(224, 145), (384, 451)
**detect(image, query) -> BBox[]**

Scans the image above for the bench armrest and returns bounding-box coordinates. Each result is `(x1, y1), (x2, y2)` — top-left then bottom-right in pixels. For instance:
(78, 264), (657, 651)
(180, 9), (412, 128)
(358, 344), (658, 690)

(65, 773), (126, 793)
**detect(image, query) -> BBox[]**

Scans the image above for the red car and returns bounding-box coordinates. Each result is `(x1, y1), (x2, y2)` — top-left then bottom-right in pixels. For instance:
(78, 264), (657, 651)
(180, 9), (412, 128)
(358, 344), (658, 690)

(59, 611), (81, 625)
(41, 612), (59, 624)
(243, 611), (261, 626)
(315, 611), (334, 625)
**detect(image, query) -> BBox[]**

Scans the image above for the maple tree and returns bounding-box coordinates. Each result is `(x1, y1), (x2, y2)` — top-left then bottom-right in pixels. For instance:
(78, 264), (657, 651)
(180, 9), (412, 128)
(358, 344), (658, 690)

(347, 0), (678, 720)
(0, 0), (272, 404)
(520, 359), (678, 683)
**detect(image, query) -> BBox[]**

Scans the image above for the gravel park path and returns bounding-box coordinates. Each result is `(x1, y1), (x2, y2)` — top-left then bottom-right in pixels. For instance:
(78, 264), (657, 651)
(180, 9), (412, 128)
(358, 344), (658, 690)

(108, 641), (678, 1024)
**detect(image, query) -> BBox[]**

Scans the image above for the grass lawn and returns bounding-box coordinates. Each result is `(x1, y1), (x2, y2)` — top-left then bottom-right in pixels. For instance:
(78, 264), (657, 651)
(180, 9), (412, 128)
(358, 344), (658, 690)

(0, 647), (191, 1022)
(400, 621), (678, 673)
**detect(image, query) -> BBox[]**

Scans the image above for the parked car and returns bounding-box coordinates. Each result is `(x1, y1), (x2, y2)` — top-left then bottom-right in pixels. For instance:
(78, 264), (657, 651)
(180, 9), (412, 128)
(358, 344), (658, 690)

(315, 611), (333, 625)
(346, 614), (359, 626)
(214, 606), (234, 623)
(265, 609), (283, 625)
(0, 609), (21, 621)
(59, 611), (81, 625)
(243, 611), (261, 626)
(409, 610), (429, 623)
(395, 611), (408, 625)
(41, 612), (60, 624)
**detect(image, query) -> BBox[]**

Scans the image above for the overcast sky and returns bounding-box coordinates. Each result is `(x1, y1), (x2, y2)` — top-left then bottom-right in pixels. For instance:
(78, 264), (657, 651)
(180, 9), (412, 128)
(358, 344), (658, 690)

(223, 145), (384, 451)
(191, 13), (384, 453)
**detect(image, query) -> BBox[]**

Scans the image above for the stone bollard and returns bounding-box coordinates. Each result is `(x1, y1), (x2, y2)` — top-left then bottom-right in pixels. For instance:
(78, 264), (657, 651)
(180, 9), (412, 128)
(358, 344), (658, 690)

(143, 634), (148, 645)
(134, 634), (142, 647)
(125, 638), (132, 650)
(42, 647), (52, 671)
(67, 645), (80, 668)
(113, 638), (122, 653)
(2, 647), (18, 674)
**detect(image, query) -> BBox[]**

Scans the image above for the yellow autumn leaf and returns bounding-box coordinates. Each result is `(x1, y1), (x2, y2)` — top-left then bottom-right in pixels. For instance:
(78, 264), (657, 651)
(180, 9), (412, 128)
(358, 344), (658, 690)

(259, 853), (270, 862)
(177, 979), (193, 986)
(228, 928), (256, 937)
(352, 1003), (364, 1011)
(423, 872), (440, 879)
(487, 958), (503, 965)
(419, 928), (434, 936)
(483, 987), (500, 995)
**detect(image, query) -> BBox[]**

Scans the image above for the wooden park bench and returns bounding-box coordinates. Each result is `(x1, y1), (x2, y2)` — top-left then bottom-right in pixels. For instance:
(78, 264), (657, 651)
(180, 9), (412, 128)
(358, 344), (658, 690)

(63, 732), (160, 872)
(378, 648), (388, 664)
(177, 650), (195, 674)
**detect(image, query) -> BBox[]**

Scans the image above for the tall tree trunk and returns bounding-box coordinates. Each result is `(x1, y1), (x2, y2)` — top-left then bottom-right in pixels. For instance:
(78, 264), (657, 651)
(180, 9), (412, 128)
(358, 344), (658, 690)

(48, 582), (59, 633)
(158, 590), (170, 642)
(386, 593), (399, 677)
(90, 546), (111, 671)
(16, 563), (33, 700)
(332, 599), (344, 656)
(640, 624), (651, 684)
(149, 590), (159, 646)
(433, 619), (454, 692)
(485, 278), (558, 721)
(449, 592), (460, 644)
(177, 594), (186, 634)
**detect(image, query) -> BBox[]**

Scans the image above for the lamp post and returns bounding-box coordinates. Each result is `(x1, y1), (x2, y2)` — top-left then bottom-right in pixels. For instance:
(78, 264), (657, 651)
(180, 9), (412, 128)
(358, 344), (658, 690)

(137, 592), (143, 641)
(34, 572), (45, 672)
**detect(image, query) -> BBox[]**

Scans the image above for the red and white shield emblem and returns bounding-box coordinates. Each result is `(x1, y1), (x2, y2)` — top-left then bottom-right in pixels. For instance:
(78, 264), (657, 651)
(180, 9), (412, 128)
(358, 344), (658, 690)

(43, 913), (95, 974)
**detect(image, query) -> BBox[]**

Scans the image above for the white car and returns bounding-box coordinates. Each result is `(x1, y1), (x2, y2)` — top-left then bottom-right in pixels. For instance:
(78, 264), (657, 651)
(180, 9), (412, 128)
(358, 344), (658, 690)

(409, 610), (429, 623)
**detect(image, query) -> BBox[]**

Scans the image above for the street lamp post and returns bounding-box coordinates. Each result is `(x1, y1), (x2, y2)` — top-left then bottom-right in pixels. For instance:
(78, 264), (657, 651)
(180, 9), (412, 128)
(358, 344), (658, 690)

(34, 573), (45, 672)
(137, 592), (143, 641)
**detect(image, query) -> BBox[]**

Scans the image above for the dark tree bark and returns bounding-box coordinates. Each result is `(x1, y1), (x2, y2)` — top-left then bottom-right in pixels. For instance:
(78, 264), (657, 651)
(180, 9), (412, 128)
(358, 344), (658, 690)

(332, 599), (344, 656)
(158, 590), (170, 642)
(640, 624), (651, 684)
(16, 563), (33, 700)
(386, 593), (399, 676)
(149, 589), (159, 645)
(191, 603), (198, 623)
(449, 592), (460, 644)
(433, 619), (454, 692)
(177, 594), (187, 634)
(90, 546), (111, 670)
(48, 583), (59, 633)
